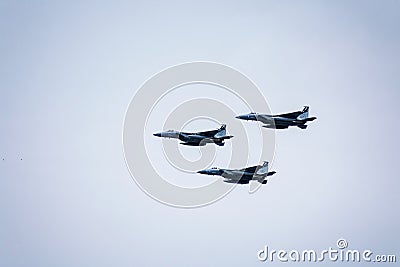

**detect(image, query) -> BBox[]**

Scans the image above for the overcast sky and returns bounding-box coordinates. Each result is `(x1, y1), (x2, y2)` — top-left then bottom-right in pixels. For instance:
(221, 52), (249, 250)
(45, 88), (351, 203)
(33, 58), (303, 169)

(1, 1), (399, 266)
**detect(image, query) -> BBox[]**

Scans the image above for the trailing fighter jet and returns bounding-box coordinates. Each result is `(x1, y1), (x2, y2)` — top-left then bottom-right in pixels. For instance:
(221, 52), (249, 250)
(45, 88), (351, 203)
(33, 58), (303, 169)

(235, 106), (316, 129)
(197, 161), (276, 184)
(153, 124), (233, 146)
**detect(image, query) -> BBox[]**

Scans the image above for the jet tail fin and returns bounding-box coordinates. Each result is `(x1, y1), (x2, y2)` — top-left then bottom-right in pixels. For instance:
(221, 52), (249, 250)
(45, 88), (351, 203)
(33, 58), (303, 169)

(214, 124), (227, 138)
(255, 162), (272, 183)
(255, 161), (269, 176)
(297, 106), (309, 120)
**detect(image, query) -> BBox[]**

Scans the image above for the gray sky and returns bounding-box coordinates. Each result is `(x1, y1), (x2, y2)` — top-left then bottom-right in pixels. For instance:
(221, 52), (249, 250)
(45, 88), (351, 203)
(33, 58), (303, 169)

(1, 1), (399, 266)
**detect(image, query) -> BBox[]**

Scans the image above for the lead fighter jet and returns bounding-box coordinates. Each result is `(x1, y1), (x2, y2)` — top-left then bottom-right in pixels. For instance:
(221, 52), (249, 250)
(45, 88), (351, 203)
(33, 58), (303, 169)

(153, 124), (233, 146)
(235, 106), (316, 129)
(197, 161), (276, 184)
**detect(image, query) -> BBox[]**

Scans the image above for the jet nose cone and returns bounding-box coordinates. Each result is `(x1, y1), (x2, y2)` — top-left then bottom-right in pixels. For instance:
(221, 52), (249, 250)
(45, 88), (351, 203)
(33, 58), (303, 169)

(153, 132), (162, 137)
(197, 170), (208, 174)
(236, 113), (257, 121)
(235, 115), (245, 120)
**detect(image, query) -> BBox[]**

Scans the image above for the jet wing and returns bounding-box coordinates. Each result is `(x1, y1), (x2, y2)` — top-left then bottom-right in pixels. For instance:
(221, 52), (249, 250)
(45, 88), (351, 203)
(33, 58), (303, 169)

(253, 174), (267, 183)
(179, 134), (210, 146)
(275, 111), (302, 119)
(254, 114), (274, 124)
(238, 165), (258, 173)
(263, 125), (289, 129)
(193, 129), (219, 138)
(180, 141), (203, 146)
(223, 178), (250, 184)
(264, 115), (302, 128)
(223, 176), (267, 184)
(262, 121), (290, 129)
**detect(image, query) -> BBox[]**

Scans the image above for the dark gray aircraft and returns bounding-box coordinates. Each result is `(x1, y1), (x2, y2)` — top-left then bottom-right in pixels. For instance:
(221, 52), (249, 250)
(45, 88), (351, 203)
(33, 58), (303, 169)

(197, 161), (276, 184)
(235, 106), (316, 129)
(153, 124), (233, 146)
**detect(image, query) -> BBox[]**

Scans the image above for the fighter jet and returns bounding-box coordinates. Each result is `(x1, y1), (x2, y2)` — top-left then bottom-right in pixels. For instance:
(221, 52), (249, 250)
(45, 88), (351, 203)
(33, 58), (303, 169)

(235, 106), (316, 129)
(153, 124), (233, 146)
(197, 161), (276, 184)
